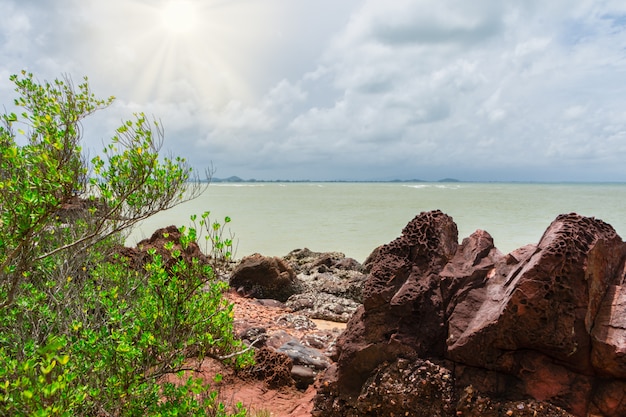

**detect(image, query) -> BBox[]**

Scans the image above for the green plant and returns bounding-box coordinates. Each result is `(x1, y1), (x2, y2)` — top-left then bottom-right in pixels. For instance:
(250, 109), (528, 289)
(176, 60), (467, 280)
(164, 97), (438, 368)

(0, 72), (252, 416)
(190, 212), (237, 272)
(0, 70), (204, 308)
(0, 336), (86, 417)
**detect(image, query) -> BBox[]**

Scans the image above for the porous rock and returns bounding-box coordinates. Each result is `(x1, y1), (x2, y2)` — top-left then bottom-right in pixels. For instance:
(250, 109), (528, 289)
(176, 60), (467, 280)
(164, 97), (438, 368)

(355, 358), (455, 417)
(229, 253), (300, 302)
(313, 210), (626, 417)
(456, 385), (575, 417)
(321, 210), (459, 403)
(238, 346), (294, 388)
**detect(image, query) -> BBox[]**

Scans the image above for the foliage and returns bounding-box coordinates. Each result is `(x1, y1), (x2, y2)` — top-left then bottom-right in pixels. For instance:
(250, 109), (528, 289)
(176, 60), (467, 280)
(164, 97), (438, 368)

(191, 212), (237, 272)
(0, 70), (205, 308)
(0, 72), (252, 416)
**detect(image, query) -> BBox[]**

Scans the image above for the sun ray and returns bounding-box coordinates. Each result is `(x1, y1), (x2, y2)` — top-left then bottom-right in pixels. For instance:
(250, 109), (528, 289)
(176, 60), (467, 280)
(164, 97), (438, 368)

(89, 0), (265, 107)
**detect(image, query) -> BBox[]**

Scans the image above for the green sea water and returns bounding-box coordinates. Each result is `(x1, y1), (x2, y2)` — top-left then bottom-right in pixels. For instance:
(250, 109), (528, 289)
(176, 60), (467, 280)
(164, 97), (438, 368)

(127, 182), (626, 263)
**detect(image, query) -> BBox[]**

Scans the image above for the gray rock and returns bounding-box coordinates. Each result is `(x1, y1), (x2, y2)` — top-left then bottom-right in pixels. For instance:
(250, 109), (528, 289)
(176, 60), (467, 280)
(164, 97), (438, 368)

(291, 364), (316, 389)
(265, 330), (298, 350)
(275, 314), (317, 331)
(277, 340), (331, 370)
(237, 326), (267, 346)
(286, 292), (360, 323)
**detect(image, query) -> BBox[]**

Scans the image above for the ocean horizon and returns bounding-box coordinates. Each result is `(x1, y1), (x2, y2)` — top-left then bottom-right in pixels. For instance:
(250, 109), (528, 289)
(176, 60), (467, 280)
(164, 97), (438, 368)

(127, 181), (626, 263)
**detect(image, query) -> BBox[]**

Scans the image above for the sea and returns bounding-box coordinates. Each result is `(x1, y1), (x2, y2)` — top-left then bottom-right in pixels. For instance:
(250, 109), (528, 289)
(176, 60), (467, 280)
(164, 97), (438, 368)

(126, 182), (626, 263)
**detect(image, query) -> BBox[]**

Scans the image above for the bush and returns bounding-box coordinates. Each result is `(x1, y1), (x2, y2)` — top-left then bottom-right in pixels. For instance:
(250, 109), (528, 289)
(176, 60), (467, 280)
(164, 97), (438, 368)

(0, 72), (252, 416)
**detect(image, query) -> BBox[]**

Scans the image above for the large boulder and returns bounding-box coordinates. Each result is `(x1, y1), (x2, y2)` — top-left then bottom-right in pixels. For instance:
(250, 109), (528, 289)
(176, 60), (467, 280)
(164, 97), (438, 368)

(325, 210), (459, 397)
(446, 213), (626, 415)
(229, 253), (300, 302)
(313, 211), (626, 417)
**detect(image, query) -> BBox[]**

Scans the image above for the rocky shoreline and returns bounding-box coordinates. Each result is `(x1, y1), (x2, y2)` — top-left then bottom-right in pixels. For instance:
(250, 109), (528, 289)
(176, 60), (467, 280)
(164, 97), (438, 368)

(129, 210), (626, 417)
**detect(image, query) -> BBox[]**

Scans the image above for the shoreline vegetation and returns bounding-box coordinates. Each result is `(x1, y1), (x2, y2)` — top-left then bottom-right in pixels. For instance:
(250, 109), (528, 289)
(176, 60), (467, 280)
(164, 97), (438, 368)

(0, 72), (251, 417)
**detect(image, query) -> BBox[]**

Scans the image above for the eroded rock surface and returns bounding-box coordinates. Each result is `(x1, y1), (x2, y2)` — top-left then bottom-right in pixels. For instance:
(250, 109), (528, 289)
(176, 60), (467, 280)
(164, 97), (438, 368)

(229, 253), (300, 301)
(313, 210), (626, 417)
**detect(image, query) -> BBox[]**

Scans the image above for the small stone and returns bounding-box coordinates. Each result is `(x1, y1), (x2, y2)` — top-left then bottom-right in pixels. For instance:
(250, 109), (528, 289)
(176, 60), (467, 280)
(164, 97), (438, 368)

(291, 365), (316, 389)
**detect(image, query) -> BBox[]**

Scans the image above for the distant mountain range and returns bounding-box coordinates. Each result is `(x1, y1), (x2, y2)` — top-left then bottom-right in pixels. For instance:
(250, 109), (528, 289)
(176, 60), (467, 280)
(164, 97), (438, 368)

(209, 176), (461, 183)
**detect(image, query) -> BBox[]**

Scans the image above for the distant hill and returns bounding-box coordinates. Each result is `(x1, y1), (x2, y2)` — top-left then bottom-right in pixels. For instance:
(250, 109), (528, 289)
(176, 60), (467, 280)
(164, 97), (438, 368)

(212, 176), (244, 183)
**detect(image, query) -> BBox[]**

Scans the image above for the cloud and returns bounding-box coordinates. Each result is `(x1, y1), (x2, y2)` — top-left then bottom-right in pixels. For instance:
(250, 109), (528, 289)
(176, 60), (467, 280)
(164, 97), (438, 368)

(3, 0), (626, 181)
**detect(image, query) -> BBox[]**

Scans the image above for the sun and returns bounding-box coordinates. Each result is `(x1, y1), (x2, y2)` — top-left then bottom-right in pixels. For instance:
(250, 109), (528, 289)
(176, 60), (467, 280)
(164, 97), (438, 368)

(125, 0), (254, 106)
(159, 0), (199, 35)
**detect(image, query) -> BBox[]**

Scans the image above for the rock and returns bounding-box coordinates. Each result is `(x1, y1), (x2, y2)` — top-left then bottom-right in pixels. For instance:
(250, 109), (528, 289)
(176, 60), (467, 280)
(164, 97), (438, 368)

(229, 253), (300, 302)
(237, 326), (268, 347)
(301, 331), (338, 351)
(277, 248), (368, 324)
(446, 213), (625, 416)
(355, 358), (455, 417)
(265, 330), (299, 350)
(275, 314), (318, 331)
(313, 210), (626, 417)
(239, 346), (294, 388)
(277, 340), (331, 370)
(291, 364), (316, 389)
(286, 292), (360, 322)
(254, 298), (287, 308)
(456, 385), (576, 417)
(284, 248), (367, 303)
(590, 380), (626, 416)
(115, 225), (208, 271)
(284, 248), (363, 274)
(54, 195), (109, 223)
(323, 210), (459, 403)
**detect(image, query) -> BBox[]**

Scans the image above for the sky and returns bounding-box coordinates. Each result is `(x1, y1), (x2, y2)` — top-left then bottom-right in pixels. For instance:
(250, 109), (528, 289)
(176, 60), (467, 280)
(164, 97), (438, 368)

(2, 0), (626, 182)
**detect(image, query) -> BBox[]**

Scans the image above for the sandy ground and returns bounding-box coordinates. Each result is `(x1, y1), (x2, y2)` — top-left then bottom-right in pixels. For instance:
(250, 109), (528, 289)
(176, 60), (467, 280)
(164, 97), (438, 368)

(191, 291), (346, 417)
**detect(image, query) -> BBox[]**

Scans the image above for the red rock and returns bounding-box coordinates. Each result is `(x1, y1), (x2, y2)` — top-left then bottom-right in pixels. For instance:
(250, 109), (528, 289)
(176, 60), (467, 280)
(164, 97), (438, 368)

(591, 284), (626, 377)
(116, 225), (208, 270)
(317, 210), (459, 411)
(591, 380), (626, 417)
(446, 213), (626, 414)
(313, 211), (626, 417)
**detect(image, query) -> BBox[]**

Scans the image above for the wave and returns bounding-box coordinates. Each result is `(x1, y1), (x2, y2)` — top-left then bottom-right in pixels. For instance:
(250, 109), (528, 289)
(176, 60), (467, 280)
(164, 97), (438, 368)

(210, 183), (266, 187)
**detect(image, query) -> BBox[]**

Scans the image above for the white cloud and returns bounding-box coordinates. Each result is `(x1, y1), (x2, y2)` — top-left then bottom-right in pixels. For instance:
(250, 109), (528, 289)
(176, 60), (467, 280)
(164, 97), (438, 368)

(3, 0), (626, 180)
